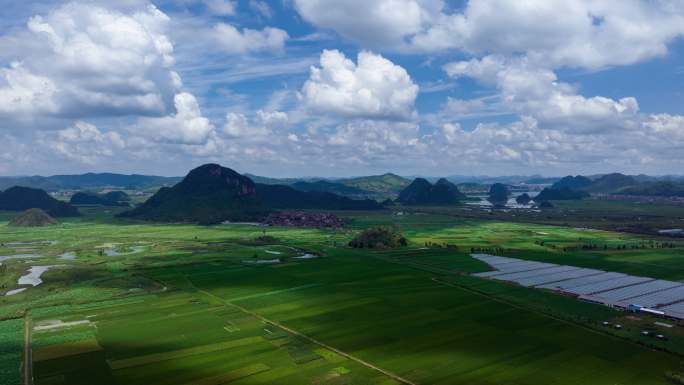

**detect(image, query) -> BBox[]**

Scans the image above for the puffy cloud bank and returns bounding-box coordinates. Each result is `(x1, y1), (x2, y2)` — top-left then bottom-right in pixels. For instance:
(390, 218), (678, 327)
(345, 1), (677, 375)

(301, 50), (418, 120)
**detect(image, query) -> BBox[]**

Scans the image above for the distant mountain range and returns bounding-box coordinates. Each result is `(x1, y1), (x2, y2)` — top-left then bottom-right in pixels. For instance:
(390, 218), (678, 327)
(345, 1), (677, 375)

(121, 164), (381, 224)
(534, 172), (684, 200)
(551, 173), (648, 194)
(0, 173), (181, 191)
(550, 175), (593, 190)
(290, 181), (370, 197)
(243, 174), (322, 186)
(246, 172), (410, 199)
(446, 175), (560, 185)
(621, 181), (684, 197)
(3, 169), (684, 199)
(535, 187), (590, 201)
(336, 173), (410, 195)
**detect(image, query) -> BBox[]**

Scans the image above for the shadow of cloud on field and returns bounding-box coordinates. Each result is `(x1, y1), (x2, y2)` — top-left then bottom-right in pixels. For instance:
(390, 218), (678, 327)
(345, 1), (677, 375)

(0, 339), (23, 385)
(11, 246), (683, 385)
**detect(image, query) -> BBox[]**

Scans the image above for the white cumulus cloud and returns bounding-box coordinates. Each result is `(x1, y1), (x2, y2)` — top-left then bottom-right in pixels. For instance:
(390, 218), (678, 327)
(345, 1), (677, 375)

(444, 56), (640, 133)
(223, 109), (288, 139)
(211, 23), (289, 54)
(132, 92), (215, 145)
(295, 0), (684, 70)
(294, 0), (437, 48)
(47, 121), (125, 165)
(0, 62), (58, 116)
(301, 50), (418, 120)
(204, 0), (236, 16)
(0, 2), (182, 120)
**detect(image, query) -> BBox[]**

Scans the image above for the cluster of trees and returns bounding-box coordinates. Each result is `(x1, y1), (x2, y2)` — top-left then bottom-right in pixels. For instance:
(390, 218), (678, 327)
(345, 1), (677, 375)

(349, 227), (407, 248)
(469, 247), (512, 254)
(666, 368), (684, 385)
(423, 242), (459, 250)
(534, 240), (678, 252)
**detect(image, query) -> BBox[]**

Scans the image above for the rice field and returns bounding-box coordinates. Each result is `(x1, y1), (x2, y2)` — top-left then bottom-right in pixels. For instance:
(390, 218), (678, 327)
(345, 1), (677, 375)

(0, 209), (683, 384)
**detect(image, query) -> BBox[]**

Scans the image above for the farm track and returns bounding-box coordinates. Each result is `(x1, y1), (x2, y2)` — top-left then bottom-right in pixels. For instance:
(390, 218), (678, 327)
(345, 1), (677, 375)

(196, 288), (418, 385)
(23, 313), (32, 385)
(226, 283), (322, 302)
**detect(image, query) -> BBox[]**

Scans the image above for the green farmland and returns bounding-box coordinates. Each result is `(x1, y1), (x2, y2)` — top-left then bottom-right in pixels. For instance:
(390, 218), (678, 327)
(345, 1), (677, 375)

(1, 208), (683, 384)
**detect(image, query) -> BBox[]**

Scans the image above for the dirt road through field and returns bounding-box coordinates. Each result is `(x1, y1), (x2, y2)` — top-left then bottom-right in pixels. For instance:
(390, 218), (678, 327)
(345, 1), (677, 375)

(23, 314), (32, 385)
(198, 288), (418, 385)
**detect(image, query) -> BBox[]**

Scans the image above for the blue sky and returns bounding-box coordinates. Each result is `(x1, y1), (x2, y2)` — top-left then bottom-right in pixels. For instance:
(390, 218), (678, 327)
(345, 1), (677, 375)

(1, 0), (684, 177)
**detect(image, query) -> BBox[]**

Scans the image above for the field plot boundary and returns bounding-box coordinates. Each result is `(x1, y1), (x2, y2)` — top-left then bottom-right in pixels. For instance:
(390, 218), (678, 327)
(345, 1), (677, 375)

(197, 289), (418, 385)
(428, 277), (641, 344)
(108, 336), (262, 370)
(376, 249), (668, 350)
(179, 363), (270, 385)
(33, 338), (102, 362)
(228, 283), (322, 302)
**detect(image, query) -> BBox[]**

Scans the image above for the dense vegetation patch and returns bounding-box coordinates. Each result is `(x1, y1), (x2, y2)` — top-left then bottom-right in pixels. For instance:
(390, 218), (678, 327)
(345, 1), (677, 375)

(0, 318), (22, 385)
(349, 226), (407, 248)
(264, 211), (346, 228)
(235, 235), (281, 246)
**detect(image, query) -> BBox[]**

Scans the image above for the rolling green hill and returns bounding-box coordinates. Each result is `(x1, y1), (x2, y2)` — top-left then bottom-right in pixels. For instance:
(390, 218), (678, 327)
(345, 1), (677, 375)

(534, 187), (591, 201)
(339, 173), (411, 195)
(488, 183), (510, 205)
(290, 180), (371, 197)
(0, 186), (79, 217)
(121, 164), (381, 224)
(552, 173), (640, 194)
(7, 208), (58, 227)
(584, 173), (639, 193)
(120, 164), (265, 224)
(397, 178), (466, 205)
(620, 181), (684, 197)
(256, 184), (382, 210)
(551, 175), (593, 190)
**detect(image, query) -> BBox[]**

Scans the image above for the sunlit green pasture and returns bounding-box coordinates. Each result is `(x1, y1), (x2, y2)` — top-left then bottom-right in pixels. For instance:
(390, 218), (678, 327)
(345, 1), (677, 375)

(0, 209), (683, 384)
